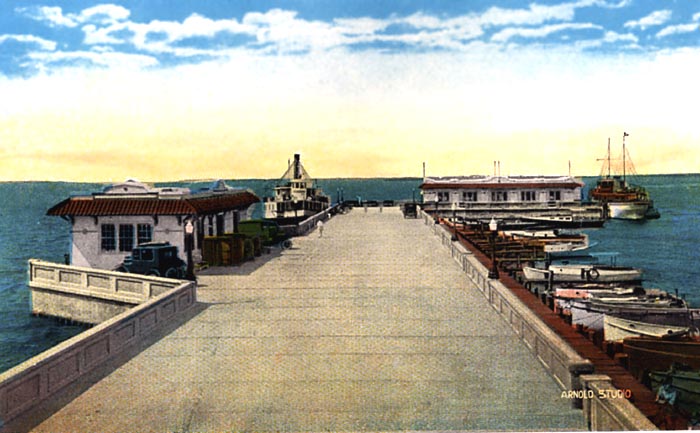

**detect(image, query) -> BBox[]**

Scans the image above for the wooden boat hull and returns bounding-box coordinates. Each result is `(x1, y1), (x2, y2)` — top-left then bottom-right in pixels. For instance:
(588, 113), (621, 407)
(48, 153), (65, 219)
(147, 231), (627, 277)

(624, 337), (700, 380)
(649, 366), (700, 414)
(522, 265), (643, 283)
(570, 301), (698, 332)
(607, 201), (649, 220)
(604, 315), (688, 342)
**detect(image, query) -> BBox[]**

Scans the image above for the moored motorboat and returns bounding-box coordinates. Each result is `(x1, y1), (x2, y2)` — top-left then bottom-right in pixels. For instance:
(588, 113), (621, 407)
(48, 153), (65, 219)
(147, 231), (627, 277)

(649, 364), (700, 414)
(522, 263), (643, 283)
(604, 315), (689, 342)
(589, 134), (659, 220)
(553, 284), (639, 315)
(571, 300), (699, 332)
(625, 337), (700, 381)
(504, 229), (589, 253)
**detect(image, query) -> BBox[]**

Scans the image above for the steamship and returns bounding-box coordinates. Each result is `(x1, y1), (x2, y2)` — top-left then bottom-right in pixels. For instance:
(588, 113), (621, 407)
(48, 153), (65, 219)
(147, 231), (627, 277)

(263, 154), (331, 224)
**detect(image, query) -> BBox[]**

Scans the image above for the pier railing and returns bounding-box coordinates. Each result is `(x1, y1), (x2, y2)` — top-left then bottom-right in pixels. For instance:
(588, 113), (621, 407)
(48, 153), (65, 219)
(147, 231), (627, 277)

(422, 212), (595, 392)
(0, 262), (196, 425)
(28, 259), (185, 324)
(422, 210), (657, 430)
(281, 204), (339, 237)
(580, 375), (657, 431)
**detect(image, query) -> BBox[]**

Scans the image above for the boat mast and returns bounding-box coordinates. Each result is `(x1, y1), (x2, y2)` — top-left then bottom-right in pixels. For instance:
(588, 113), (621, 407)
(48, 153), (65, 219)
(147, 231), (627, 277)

(606, 138), (611, 178)
(622, 132), (629, 183)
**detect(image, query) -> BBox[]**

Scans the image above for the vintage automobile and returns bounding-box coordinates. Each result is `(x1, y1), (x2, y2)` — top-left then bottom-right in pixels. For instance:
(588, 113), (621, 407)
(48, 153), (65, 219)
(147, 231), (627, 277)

(116, 242), (187, 278)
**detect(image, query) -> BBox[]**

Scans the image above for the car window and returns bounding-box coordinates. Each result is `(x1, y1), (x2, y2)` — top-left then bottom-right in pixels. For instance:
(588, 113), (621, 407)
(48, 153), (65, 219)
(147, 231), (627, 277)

(141, 249), (154, 261)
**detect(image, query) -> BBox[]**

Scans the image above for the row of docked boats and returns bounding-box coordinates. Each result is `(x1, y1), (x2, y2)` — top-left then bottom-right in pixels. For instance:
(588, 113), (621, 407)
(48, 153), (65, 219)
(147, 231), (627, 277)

(521, 254), (700, 416)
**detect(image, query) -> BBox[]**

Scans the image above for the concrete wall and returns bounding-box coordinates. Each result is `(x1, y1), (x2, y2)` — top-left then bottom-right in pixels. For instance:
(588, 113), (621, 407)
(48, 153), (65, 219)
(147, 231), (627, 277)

(422, 211), (658, 429)
(29, 259), (184, 325)
(425, 216), (594, 394)
(580, 375), (657, 431)
(0, 270), (196, 424)
(282, 206), (337, 237)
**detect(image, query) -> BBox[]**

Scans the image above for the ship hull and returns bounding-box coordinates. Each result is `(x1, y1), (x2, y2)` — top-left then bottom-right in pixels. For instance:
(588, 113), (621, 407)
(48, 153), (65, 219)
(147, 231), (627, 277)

(606, 201), (649, 220)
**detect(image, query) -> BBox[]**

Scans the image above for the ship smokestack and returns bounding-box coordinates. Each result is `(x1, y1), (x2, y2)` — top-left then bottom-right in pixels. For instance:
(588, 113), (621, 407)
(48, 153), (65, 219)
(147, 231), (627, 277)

(294, 154), (301, 179)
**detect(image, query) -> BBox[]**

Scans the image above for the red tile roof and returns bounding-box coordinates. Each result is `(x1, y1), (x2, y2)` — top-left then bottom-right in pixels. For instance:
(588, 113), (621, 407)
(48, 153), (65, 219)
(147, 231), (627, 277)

(47, 190), (260, 217)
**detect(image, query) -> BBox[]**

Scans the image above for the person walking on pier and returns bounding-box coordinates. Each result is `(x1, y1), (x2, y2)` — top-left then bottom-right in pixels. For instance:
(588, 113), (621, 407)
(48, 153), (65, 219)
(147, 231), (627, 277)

(317, 220), (324, 237)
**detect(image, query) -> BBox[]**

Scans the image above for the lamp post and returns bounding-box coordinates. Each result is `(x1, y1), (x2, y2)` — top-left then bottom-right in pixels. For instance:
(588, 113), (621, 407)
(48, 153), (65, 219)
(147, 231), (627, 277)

(184, 219), (195, 281)
(451, 202), (458, 241)
(488, 217), (499, 279)
(434, 197), (439, 224)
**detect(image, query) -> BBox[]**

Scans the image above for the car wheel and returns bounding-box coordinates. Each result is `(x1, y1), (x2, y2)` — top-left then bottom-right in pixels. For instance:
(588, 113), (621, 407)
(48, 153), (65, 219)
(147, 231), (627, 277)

(165, 267), (180, 279)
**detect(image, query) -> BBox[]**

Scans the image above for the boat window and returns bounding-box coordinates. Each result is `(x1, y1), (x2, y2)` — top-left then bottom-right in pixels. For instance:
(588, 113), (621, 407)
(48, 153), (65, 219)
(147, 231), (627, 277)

(548, 190), (561, 201)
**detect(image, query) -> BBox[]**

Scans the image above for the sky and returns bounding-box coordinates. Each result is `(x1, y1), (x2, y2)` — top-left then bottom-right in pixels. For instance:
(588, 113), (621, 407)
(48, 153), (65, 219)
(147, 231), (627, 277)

(1, 0), (699, 181)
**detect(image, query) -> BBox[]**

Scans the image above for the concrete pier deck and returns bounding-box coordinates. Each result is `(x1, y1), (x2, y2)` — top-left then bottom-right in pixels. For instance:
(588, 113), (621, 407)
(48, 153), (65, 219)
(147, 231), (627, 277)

(16, 207), (585, 432)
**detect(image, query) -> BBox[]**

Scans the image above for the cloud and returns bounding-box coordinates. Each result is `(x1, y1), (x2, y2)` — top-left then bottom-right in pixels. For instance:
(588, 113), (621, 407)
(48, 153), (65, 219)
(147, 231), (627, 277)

(6, 1), (685, 77)
(17, 6), (80, 27)
(17, 4), (130, 28)
(79, 4), (130, 24)
(491, 23), (601, 43)
(624, 10), (672, 30)
(656, 23), (700, 38)
(602, 30), (638, 44)
(27, 48), (158, 71)
(0, 34), (57, 51)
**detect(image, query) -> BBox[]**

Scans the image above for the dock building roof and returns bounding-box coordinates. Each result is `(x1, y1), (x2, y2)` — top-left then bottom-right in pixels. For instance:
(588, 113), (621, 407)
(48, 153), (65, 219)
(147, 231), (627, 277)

(420, 175), (584, 190)
(47, 179), (260, 217)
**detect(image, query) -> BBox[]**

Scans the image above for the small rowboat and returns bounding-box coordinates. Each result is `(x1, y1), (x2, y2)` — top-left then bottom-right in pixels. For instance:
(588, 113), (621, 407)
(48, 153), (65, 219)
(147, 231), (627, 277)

(604, 315), (689, 342)
(522, 264), (643, 283)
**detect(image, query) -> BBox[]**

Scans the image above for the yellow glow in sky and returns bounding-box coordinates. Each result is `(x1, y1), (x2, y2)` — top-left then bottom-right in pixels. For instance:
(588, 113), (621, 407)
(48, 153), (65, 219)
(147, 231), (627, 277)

(1, 48), (699, 181)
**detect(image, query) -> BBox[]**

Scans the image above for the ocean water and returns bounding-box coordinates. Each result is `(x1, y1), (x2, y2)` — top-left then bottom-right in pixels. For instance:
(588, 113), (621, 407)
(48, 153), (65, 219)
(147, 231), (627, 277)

(0, 175), (698, 373)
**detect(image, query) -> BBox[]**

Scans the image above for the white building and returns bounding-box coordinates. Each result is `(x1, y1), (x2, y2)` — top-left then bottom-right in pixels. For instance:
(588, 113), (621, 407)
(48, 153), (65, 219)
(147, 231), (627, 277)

(420, 175), (584, 208)
(47, 179), (259, 270)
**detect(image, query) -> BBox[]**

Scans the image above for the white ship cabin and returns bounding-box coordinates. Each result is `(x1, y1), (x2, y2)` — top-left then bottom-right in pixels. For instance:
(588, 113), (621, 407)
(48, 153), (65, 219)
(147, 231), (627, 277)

(264, 154), (330, 219)
(420, 175), (584, 209)
(47, 179), (259, 270)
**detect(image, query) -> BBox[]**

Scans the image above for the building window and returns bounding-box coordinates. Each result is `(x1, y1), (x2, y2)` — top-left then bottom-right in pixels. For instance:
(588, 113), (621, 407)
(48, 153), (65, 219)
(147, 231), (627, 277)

(137, 224), (152, 245)
(119, 224), (134, 252)
(520, 191), (537, 201)
(437, 192), (450, 202)
(549, 190), (561, 201)
(462, 191), (477, 202)
(101, 224), (116, 251)
(491, 191), (508, 202)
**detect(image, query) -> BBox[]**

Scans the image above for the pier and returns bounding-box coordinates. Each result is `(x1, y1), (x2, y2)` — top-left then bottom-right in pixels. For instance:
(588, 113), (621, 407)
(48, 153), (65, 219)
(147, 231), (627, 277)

(3, 207), (652, 431)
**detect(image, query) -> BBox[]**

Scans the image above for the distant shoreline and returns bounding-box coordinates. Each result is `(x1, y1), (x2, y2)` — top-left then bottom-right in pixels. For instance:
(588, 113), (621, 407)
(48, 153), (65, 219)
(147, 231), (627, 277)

(1, 172), (699, 184)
